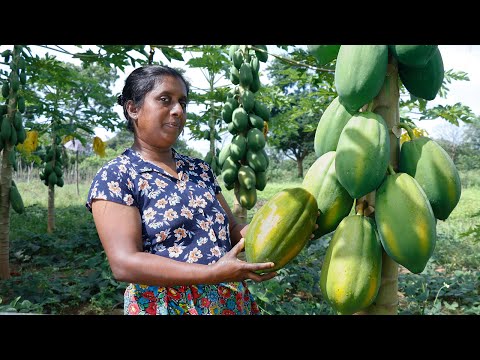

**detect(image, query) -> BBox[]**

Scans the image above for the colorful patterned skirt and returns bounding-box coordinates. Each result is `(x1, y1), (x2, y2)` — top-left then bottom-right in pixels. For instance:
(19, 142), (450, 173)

(124, 281), (261, 315)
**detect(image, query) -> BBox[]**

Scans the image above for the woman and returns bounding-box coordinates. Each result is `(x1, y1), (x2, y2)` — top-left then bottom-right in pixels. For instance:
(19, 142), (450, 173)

(86, 65), (277, 315)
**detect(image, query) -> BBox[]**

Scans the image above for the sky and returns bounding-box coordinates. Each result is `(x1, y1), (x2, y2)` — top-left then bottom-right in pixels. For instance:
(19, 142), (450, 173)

(2, 45), (478, 156)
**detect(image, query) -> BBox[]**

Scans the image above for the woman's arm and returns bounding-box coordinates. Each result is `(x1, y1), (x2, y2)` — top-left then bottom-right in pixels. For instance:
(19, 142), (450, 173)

(91, 199), (275, 287)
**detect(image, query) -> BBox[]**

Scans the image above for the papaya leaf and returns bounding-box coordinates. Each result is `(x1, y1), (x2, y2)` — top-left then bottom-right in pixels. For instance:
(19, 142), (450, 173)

(160, 47), (184, 62)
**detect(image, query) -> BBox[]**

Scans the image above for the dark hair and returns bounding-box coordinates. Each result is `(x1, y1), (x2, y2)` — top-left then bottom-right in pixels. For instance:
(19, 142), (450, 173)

(117, 65), (190, 132)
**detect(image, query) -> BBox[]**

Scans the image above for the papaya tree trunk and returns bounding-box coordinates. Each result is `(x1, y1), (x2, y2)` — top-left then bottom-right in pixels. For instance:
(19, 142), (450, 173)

(76, 150), (79, 196)
(0, 147), (13, 279)
(357, 55), (400, 315)
(47, 184), (55, 233)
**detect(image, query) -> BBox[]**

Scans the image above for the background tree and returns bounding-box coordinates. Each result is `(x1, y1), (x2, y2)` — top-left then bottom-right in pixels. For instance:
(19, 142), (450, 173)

(265, 48), (335, 177)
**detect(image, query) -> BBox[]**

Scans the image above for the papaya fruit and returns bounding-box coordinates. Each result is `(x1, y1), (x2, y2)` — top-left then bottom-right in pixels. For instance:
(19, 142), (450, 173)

(335, 45), (388, 111)
(320, 213), (382, 315)
(245, 187), (318, 272)
(389, 45), (437, 68)
(399, 132), (461, 220)
(375, 172), (437, 274)
(302, 151), (353, 238)
(314, 96), (355, 158)
(398, 48), (444, 101)
(335, 111), (390, 198)
(246, 127), (265, 151)
(10, 181), (25, 214)
(238, 185), (257, 210)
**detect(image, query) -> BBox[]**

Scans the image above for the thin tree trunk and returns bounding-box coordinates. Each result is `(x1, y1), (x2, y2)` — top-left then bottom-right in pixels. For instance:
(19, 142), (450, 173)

(297, 157), (304, 178)
(0, 147), (13, 279)
(356, 55), (400, 315)
(47, 183), (55, 233)
(76, 150), (79, 196)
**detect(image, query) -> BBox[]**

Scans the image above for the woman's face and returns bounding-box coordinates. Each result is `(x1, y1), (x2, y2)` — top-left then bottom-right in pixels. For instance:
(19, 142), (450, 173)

(129, 75), (188, 149)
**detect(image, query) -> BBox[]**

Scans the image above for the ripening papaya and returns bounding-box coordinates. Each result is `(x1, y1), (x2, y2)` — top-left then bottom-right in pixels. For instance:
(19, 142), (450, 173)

(245, 187), (318, 273)
(399, 130), (461, 220)
(375, 171), (437, 274)
(320, 213), (382, 315)
(335, 112), (390, 199)
(302, 151), (353, 238)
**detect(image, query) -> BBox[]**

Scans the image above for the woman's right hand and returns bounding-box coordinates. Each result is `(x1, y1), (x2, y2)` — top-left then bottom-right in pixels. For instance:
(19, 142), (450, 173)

(211, 238), (277, 283)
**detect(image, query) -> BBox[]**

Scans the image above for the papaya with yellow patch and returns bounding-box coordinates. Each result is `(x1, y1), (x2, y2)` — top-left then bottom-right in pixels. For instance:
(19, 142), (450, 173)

(245, 187), (318, 273)
(375, 173), (437, 274)
(320, 214), (382, 315)
(399, 136), (461, 220)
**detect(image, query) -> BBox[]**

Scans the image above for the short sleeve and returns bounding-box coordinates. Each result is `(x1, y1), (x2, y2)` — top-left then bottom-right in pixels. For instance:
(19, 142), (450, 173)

(85, 159), (138, 212)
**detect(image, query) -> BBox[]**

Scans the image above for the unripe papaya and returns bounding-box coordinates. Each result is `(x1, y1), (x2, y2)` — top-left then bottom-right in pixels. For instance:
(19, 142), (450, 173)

(389, 45), (438, 68)
(238, 185), (257, 210)
(245, 187), (318, 272)
(398, 48), (444, 101)
(399, 135), (461, 220)
(335, 45), (388, 111)
(246, 127), (265, 151)
(10, 181), (25, 214)
(320, 214), (382, 315)
(239, 63), (253, 88)
(314, 96), (355, 158)
(335, 112), (390, 198)
(375, 172), (437, 274)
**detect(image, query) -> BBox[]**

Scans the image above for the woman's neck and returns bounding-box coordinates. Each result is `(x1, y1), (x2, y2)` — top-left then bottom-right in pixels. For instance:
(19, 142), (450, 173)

(131, 140), (178, 178)
(132, 140), (174, 163)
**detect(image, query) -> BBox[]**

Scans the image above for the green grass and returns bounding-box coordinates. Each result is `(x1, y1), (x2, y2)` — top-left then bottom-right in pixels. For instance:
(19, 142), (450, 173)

(2, 174), (479, 315)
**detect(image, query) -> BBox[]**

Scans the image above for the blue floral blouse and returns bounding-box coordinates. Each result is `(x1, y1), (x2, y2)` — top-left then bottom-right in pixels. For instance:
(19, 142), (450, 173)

(86, 148), (260, 315)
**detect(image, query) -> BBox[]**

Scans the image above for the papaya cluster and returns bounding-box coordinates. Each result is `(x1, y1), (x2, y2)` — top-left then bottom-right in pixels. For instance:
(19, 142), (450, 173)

(0, 46), (28, 215)
(0, 47), (27, 153)
(39, 138), (65, 188)
(218, 45), (271, 210)
(302, 45), (461, 314)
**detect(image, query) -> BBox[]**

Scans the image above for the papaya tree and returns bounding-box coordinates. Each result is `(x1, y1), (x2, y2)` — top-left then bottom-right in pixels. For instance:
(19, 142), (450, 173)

(24, 56), (119, 233)
(0, 45), (28, 279)
(305, 45), (478, 315)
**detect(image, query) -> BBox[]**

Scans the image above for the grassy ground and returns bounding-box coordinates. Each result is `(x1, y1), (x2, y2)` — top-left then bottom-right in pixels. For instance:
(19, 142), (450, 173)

(2, 174), (479, 315)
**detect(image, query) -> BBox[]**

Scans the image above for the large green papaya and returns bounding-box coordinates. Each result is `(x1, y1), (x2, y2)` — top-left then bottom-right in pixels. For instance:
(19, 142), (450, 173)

(375, 172), (437, 274)
(389, 45), (438, 68)
(320, 213), (382, 315)
(307, 45), (341, 66)
(335, 112), (390, 199)
(398, 48), (444, 101)
(302, 151), (353, 238)
(314, 96), (355, 158)
(399, 133), (461, 220)
(335, 45), (388, 111)
(245, 187), (318, 273)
